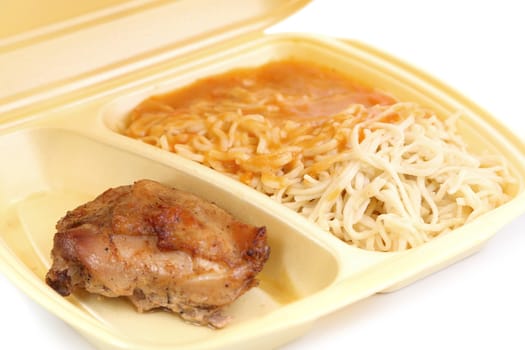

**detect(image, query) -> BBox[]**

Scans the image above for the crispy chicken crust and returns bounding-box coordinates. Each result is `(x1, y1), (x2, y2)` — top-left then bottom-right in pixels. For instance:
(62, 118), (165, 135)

(45, 179), (270, 328)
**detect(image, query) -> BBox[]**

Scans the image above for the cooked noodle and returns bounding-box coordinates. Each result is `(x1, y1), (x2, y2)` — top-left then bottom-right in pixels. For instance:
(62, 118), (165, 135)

(123, 62), (514, 252)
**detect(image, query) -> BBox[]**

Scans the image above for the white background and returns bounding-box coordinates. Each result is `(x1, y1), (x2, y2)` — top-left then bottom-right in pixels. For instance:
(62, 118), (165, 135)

(1, 1), (524, 349)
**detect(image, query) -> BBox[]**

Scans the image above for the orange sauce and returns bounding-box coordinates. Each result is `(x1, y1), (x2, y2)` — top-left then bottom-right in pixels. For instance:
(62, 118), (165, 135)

(124, 59), (402, 182)
(129, 60), (396, 122)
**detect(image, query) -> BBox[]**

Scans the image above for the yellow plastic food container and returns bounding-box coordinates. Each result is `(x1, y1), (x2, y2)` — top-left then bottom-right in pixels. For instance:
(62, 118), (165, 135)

(1, 1), (525, 349)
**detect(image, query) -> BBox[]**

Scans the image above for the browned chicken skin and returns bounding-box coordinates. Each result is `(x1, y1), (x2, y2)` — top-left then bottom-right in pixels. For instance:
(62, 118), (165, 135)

(45, 179), (270, 328)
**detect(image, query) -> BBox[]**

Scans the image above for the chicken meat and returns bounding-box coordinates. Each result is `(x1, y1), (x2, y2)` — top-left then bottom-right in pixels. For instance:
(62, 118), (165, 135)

(45, 179), (270, 328)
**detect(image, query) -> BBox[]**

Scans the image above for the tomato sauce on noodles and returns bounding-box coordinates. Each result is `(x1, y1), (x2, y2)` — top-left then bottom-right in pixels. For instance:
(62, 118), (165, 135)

(123, 60), (512, 252)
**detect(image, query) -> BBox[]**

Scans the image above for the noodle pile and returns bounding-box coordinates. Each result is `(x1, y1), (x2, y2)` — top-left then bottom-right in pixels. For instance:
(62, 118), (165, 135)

(124, 69), (514, 252)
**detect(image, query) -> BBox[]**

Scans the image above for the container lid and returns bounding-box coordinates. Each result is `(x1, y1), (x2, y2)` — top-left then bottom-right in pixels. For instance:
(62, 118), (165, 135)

(0, 0), (309, 114)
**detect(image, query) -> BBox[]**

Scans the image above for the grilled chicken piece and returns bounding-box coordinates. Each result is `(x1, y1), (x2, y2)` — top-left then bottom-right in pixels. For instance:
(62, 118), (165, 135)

(45, 179), (270, 328)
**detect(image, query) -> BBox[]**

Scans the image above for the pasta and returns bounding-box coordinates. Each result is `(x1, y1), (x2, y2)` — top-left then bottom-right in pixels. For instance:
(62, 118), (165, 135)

(123, 60), (514, 252)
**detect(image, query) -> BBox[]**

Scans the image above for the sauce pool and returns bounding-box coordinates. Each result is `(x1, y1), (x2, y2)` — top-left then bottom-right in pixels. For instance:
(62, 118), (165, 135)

(128, 60), (396, 123)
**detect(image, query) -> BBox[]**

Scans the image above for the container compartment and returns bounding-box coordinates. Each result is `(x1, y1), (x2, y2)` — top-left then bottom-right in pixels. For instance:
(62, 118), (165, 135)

(0, 127), (348, 349)
(102, 34), (525, 242)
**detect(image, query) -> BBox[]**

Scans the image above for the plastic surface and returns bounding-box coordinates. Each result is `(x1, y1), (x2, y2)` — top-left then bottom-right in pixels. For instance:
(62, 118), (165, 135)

(1, 33), (525, 349)
(1, 0), (134, 39)
(0, 0), (309, 113)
